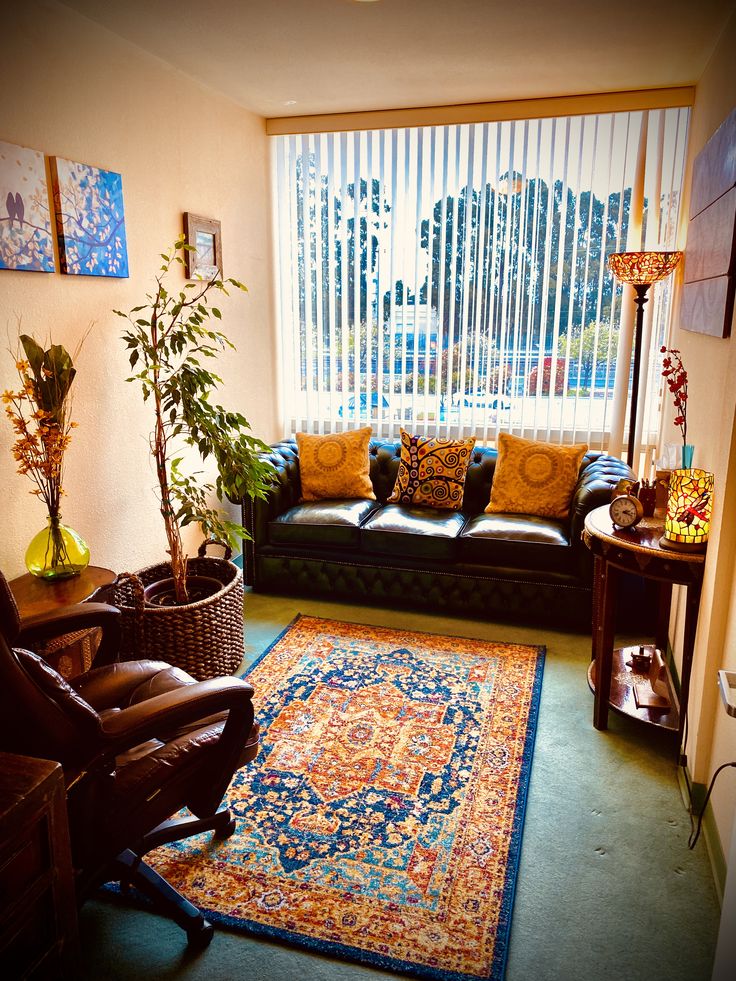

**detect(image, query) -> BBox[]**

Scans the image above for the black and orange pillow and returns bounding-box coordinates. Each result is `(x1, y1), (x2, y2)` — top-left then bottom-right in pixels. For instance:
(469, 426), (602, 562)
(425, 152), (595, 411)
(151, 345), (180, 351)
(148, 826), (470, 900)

(388, 430), (475, 510)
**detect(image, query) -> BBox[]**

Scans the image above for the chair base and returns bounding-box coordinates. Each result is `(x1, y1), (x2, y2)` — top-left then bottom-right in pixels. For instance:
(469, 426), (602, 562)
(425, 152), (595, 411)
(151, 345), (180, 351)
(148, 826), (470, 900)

(110, 807), (238, 947)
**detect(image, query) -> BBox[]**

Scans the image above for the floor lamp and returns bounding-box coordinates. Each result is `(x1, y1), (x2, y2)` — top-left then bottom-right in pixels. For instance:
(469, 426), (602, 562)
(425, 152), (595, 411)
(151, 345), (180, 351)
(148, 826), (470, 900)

(607, 251), (683, 469)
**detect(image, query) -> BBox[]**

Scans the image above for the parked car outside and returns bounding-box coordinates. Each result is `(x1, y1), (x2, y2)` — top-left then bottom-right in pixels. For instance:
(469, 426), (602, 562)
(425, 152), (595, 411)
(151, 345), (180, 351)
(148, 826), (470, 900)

(337, 392), (391, 419)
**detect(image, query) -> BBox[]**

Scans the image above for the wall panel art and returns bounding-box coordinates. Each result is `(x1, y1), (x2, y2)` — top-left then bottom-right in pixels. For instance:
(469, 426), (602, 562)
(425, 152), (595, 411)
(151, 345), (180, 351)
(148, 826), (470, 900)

(681, 107), (736, 339)
(49, 156), (129, 277)
(0, 140), (55, 272)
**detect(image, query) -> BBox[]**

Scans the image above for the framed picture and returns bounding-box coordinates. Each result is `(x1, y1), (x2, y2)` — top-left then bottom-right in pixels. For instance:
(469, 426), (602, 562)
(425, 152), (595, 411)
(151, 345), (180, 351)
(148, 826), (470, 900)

(183, 213), (222, 280)
(0, 140), (55, 272)
(49, 156), (129, 277)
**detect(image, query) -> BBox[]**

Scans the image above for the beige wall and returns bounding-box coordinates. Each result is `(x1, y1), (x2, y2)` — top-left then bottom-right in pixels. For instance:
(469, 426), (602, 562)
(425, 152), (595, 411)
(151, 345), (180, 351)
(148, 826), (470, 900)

(0, 1), (277, 580)
(667, 10), (736, 874)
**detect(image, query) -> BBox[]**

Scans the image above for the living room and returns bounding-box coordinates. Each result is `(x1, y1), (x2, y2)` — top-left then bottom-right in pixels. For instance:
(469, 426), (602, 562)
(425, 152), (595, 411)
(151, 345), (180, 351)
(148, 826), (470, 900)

(1, 1), (735, 979)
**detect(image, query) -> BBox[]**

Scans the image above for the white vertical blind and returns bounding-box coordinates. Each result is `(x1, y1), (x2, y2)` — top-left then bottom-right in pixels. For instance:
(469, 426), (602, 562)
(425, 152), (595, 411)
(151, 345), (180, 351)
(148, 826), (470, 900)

(272, 107), (689, 451)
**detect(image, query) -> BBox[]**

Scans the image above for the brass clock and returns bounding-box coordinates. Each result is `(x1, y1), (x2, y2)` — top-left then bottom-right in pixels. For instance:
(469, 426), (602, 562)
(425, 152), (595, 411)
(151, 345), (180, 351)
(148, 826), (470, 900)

(609, 493), (644, 529)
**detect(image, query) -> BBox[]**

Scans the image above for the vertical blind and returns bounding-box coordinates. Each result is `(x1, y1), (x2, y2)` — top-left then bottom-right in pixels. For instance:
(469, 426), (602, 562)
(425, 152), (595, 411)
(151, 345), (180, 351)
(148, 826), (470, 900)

(272, 107), (689, 457)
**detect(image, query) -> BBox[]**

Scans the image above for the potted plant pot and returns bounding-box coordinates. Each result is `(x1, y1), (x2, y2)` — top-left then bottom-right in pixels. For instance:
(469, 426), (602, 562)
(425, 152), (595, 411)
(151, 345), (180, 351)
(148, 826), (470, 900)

(104, 542), (245, 681)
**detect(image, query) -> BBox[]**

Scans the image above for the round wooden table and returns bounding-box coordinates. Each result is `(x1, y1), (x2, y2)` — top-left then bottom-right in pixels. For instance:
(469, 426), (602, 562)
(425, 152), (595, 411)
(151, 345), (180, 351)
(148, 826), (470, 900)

(583, 505), (705, 751)
(9, 566), (117, 677)
(10, 566), (116, 620)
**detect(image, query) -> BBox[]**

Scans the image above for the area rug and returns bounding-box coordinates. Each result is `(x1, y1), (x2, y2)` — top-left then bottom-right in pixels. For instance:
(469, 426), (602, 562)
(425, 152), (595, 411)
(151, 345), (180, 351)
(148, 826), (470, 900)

(146, 615), (545, 980)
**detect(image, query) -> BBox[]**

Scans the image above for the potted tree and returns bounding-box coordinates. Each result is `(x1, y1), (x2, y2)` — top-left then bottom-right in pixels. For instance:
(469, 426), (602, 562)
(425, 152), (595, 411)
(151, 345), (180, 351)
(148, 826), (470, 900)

(111, 238), (273, 677)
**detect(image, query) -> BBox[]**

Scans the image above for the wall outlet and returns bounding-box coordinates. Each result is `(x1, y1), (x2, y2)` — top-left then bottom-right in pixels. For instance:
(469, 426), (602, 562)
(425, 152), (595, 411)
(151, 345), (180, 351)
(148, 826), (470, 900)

(717, 670), (736, 717)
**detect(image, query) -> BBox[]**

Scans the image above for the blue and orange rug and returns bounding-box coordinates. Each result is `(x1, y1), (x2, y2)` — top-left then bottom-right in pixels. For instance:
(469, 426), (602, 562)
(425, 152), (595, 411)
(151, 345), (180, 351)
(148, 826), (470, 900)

(147, 615), (545, 980)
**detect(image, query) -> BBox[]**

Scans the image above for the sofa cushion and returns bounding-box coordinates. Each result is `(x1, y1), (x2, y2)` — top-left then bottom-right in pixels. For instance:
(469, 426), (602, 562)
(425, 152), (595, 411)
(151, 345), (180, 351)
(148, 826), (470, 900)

(296, 427), (375, 501)
(486, 433), (588, 519)
(361, 504), (465, 561)
(388, 430), (475, 510)
(459, 513), (571, 572)
(269, 499), (380, 548)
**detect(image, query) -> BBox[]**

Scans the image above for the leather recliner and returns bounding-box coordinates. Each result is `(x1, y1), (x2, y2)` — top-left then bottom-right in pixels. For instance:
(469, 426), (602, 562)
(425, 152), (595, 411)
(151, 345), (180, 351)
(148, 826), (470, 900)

(0, 569), (259, 948)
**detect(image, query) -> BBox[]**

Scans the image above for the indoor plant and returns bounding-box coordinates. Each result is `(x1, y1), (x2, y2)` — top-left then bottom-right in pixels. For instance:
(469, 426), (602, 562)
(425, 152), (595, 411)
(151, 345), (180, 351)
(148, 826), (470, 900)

(115, 238), (273, 607)
(3, 332), (89, 579)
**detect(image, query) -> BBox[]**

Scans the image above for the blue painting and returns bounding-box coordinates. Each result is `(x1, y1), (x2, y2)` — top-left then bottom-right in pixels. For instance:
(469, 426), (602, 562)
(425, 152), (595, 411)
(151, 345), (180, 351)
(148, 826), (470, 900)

(50, 156), (129, 277)
(0, 140), (55, 272)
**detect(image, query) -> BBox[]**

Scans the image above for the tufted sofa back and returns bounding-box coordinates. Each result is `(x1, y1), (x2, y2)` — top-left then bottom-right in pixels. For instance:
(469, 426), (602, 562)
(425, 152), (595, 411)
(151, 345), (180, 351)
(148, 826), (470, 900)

(260, 436), (614, 518)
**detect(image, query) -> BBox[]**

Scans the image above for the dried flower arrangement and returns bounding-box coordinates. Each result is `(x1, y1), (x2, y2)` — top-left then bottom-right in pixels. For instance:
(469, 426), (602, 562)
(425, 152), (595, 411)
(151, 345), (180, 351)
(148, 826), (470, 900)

(3, 333), (88, 577)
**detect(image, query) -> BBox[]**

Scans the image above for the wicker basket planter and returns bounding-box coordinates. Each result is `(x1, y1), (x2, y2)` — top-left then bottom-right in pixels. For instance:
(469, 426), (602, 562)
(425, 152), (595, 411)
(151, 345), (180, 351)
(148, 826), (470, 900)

(104, 552), (244, 681)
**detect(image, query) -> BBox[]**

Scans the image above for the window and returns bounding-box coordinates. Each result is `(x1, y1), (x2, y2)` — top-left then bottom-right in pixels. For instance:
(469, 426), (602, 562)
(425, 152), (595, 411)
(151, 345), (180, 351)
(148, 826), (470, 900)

(272, 107), (689, 456)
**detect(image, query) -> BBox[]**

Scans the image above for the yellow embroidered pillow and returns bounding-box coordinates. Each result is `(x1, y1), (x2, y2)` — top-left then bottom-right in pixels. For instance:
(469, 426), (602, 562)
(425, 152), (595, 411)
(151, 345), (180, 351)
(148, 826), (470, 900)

(388, 430), (476, 510)
(296, 427), (375, 501)
(486, 433), (588, 519)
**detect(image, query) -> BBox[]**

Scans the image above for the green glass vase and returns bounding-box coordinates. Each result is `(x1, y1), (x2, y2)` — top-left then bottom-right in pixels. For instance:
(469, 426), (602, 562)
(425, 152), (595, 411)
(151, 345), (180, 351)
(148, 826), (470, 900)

(25, 515), (90, 580)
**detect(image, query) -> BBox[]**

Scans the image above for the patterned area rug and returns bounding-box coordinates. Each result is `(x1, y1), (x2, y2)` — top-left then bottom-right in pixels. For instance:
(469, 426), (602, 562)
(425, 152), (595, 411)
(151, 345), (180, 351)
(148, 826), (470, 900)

(147, 616), (545, 980)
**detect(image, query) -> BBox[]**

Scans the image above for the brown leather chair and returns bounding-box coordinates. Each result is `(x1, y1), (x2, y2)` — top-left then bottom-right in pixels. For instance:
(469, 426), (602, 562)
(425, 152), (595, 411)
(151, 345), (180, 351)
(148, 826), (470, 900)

(0, 570), (259, 948)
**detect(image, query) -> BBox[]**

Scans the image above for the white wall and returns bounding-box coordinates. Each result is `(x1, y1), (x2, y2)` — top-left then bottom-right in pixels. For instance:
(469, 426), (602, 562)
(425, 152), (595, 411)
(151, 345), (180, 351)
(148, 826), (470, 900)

(666, 10), (736, 882)
(0, 0), (278, 580)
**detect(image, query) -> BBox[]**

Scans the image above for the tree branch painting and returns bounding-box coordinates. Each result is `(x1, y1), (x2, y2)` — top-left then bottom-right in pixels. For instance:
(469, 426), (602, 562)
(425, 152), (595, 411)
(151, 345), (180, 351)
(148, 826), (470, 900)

(49, 156), (129, 278)
(0, 140), (55, 273)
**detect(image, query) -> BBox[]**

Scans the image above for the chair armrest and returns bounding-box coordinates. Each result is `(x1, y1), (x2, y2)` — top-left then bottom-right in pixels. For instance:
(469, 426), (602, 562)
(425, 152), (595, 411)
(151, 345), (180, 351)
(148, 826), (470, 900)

(18, 602), (121, 666)
(99, 676), (254, 751)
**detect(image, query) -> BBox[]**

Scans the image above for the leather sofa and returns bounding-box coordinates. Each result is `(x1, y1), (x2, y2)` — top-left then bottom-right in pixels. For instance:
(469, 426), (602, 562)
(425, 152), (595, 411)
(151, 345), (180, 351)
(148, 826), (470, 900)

(239, 437), (633, 628)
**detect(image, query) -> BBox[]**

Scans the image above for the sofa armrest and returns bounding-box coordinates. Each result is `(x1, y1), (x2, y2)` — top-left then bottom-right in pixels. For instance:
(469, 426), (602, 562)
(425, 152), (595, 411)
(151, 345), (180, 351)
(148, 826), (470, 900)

(569, 453), (636, 571)
(241, 440), (302, 585)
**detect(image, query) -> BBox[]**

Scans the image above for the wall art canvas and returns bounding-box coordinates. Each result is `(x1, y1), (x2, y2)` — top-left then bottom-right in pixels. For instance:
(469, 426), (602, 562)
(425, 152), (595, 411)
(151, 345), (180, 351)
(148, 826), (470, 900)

(49, 156), (129, 277)
(681, 107), (736, 339)
(0, 140), (55, 272)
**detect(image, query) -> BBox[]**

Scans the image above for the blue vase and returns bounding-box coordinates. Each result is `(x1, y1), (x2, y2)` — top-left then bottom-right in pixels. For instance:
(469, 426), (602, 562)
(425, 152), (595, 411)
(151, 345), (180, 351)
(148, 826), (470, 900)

(681, 444), (695, 469)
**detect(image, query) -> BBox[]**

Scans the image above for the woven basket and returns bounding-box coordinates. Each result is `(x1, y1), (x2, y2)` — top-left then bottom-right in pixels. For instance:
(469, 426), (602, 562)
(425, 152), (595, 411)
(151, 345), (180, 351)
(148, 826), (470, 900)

(104, 543), (244, 681)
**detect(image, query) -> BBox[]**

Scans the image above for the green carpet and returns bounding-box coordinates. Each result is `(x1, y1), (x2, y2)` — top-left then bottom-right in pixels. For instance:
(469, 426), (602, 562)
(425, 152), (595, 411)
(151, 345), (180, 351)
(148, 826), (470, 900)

(78, 591), (721, 981)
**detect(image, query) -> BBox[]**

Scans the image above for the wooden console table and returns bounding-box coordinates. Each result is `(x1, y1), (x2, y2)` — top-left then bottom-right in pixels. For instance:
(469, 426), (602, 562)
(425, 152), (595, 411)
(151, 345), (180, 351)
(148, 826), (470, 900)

(583, 505), (705, 750)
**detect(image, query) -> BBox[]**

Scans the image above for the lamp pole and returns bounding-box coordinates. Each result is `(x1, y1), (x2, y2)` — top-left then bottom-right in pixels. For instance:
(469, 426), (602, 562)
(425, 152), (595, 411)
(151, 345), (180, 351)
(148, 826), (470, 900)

(626, 283), (651, 469)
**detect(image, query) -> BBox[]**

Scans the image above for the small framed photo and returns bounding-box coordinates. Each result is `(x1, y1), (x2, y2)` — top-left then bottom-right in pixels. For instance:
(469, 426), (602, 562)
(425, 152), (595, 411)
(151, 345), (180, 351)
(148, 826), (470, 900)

(183, 212), (222, 280)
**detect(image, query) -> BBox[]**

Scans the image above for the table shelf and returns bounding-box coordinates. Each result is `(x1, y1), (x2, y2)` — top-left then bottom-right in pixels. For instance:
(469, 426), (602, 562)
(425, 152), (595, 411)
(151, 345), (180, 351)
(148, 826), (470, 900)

(587, 644), (679, 732)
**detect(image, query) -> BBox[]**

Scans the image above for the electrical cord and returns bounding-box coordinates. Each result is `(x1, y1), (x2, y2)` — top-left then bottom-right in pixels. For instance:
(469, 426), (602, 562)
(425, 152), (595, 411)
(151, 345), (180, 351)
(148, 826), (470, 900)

(688, 761), (736, 850)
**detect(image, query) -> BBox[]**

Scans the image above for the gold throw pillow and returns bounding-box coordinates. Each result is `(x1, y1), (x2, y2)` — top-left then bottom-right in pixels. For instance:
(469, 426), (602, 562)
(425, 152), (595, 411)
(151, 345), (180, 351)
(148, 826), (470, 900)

(296, 427), (375, 501)
(387, 430), (476, 510)
(486, 433), (588, 519)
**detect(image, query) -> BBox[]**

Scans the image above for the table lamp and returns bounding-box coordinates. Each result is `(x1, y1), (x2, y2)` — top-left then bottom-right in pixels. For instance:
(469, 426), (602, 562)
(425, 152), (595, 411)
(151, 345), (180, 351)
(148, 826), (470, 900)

(660, 467), (714, 551)
(607, 251), (683, 467)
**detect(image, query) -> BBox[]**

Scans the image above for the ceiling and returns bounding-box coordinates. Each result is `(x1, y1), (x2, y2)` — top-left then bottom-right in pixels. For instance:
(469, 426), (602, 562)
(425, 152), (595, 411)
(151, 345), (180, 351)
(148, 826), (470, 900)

(61, 0), (734, 120)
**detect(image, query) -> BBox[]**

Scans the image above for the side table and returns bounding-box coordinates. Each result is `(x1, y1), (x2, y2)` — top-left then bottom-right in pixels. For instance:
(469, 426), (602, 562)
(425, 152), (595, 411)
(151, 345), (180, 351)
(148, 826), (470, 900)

(583, 505), (705, 751)
(10, 566), (117, 677)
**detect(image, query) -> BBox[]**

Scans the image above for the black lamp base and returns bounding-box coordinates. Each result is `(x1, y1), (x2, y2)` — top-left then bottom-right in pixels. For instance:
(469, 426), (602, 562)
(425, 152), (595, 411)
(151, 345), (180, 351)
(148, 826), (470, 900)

(659, 535), (707, 552)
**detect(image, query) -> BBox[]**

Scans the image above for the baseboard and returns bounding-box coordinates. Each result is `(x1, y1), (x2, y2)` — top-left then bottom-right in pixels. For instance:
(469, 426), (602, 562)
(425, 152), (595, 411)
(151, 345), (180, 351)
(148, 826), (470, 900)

(677, 766), (727, 903)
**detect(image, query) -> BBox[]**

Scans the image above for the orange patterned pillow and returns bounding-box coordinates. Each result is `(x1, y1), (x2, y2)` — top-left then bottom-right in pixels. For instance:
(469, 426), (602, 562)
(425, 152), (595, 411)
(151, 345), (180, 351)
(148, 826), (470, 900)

(486, 433), (588, 519)
(388, 430), (476, 510)
(296, 427), (375, 501)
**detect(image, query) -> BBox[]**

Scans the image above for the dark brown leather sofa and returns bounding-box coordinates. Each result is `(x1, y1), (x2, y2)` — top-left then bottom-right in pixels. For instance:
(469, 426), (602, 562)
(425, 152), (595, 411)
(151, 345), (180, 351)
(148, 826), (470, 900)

(239, 437), (634, 628)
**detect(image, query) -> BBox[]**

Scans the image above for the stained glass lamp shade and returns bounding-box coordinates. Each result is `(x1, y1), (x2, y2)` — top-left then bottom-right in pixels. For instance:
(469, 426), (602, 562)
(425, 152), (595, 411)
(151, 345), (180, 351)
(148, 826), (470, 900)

(607, 251), (683, 467)
(661, 468), (714, 551)
(608, 251), (683, 285)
